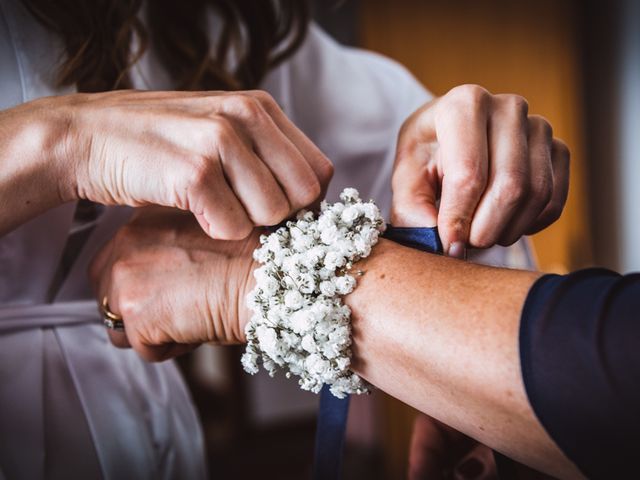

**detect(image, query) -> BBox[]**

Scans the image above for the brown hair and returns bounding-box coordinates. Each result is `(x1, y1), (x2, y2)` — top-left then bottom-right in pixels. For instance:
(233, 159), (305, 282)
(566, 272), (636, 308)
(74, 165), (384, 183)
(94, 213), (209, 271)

(20, 0), (310, 93)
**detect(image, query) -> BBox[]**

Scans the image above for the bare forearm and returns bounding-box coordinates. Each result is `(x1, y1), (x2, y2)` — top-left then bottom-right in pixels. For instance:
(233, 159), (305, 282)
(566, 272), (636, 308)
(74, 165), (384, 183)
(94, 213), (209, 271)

(0, 99), (74, 234)
(346, 239), (581, 478)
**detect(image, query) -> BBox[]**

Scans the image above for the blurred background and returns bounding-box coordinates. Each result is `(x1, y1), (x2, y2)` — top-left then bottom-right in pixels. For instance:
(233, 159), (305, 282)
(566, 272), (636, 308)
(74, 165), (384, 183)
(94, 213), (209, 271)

(182, 0), (640, 478)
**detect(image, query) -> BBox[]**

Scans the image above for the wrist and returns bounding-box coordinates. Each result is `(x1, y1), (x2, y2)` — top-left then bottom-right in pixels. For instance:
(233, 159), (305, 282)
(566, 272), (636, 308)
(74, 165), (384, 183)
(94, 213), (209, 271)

(0, 97), (79, 233)
(242, 189), (384, 397)
(12, 95), (81, 204)
(203, 230), (261, 345)
(235, 234), (261, 343)
(342, 238), (397, 375)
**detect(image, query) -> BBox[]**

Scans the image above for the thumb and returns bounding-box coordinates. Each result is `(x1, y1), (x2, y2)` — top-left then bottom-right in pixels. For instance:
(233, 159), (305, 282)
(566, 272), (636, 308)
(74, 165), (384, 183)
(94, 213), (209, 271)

(391, 142), (439, 228)
(391, 101), (441, 228)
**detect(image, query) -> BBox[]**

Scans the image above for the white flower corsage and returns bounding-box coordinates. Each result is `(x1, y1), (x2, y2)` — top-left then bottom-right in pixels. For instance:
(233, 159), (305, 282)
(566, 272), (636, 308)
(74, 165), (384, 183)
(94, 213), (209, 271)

(241, 188), (385, 398)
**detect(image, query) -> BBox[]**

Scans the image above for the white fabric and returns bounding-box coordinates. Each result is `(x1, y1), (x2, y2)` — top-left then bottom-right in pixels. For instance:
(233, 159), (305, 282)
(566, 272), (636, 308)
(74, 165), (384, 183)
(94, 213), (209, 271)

(0, 0), (534, 477)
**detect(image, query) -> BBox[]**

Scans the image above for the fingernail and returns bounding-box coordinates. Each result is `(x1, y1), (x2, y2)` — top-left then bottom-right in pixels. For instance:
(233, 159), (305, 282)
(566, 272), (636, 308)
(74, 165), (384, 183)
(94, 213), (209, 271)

(455, 457), (484, 479)
(448, 241), (466, 260)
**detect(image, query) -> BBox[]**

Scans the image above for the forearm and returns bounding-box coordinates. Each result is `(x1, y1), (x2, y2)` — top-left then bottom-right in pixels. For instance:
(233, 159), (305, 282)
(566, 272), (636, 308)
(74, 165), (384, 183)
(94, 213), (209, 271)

(0, 98), (75, 234)
(346, 239), (581, 478)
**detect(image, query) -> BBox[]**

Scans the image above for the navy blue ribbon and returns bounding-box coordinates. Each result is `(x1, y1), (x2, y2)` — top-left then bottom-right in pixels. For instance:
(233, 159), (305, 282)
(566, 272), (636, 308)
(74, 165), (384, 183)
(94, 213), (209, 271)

(312, 226), (442, 480)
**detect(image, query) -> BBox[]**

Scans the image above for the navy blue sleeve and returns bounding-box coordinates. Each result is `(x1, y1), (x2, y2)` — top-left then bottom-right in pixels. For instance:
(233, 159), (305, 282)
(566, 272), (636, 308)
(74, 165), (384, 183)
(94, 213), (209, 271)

(520, 268), (640, 479)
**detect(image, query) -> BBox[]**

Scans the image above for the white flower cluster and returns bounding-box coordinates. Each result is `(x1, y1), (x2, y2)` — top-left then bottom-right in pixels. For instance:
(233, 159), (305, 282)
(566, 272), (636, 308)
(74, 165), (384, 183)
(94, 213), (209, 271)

(242, 188), (385, 398)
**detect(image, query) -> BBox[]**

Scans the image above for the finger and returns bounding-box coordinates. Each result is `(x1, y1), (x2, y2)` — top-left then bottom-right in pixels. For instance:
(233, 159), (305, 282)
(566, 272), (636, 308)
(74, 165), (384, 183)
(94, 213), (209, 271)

(250, 117), (322, 212)
(408, 413), (478, 480)
(525, 138), (570, 234)
(89, 236), (131, 348)
(468, 95), (530, 249)
(215, 92), (327, 209)
(453, 444), (497, 480)
(107, 328), (131, 349)
(187, 143), (254, 240)
(88, 238), (115, 294)
(150, 343), (199, 362)
(391, 103), (440, 228)
(436, 85), (491, 255)
(247, 90), (334, 199)
(498, 115), (554, 245)
(408, 413), (448, 480)
(102, 264), (132, 349)
(214, 118), (291, 225)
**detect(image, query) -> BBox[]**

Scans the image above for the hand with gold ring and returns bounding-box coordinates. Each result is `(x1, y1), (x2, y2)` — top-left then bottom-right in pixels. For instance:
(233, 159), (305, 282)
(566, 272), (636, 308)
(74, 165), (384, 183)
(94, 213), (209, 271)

(89, 207), (258, 361)
(100, 296), (125, 332)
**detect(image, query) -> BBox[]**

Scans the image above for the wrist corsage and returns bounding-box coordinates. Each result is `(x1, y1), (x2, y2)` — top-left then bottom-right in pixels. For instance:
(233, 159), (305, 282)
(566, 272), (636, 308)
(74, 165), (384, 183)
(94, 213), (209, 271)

(241, 188), (385, 398)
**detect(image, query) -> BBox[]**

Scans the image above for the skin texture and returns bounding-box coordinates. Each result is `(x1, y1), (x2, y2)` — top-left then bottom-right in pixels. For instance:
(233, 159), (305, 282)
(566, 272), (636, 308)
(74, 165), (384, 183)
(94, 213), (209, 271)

(345, 240), (583, 480)
(0, 89), (333, 238)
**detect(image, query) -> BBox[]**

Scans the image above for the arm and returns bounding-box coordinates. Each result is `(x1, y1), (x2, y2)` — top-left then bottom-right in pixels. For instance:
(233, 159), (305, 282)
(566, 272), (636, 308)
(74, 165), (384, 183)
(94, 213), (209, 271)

(0, 90), (332, 237)
(95, 214), (638, 479)
(0, 99), (72, 233)
(345, 239), (582, 479)
(90, 210), (573, 475)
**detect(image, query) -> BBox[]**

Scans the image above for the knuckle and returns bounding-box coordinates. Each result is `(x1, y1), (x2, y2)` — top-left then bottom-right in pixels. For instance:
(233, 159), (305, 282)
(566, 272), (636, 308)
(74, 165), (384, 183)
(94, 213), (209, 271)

(553, 138), (571, 162)
(226, 94), (265, 119)
(494, 176), (528, 207)
(248, 90), (279, 111)
(449, 84), (491, 109)
(185, 154), (217, 191)
(208, 115), (235, 143)
(529, 114), (553, 140)
(449, 167), (487, 197)
(503, 94), (529, 116)
(110, 259), (132, 285)
(118, 290), (139, 320)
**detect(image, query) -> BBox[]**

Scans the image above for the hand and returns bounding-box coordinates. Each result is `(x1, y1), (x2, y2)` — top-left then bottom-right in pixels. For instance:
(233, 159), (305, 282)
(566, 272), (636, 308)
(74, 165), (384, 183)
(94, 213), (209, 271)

(89, 208), (258, 361)
(409, 414), (555, 480)
(409, 413), (497, 480)
(48, 90), (333, 239)
(391, 84), (570, 256)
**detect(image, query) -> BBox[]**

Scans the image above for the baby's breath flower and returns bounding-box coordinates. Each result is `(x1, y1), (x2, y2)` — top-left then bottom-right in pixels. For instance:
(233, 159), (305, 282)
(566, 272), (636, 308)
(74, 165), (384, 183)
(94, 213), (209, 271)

(301, 334), (317, 353)
(319, 280), (337, 297)
(324, 251), (346, 270)
(320, 224), (339, 245)
(340, 205), (360, 225)
(289, 309), (315, 334)
(340, 187), (360, 202)
(284, 290), (304, 310)
(242, 188), (384, 398)
(335, 275), (356, 295)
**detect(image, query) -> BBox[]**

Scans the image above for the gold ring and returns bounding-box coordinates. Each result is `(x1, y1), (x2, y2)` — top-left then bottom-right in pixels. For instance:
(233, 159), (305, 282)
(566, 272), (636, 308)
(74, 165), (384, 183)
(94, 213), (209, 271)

(101, 296), (125, 331)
